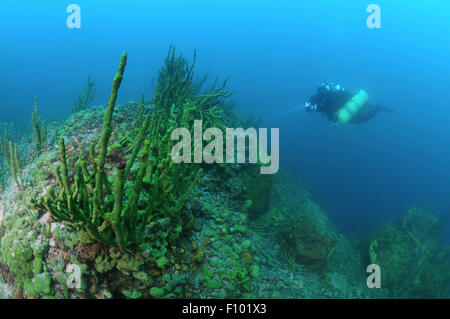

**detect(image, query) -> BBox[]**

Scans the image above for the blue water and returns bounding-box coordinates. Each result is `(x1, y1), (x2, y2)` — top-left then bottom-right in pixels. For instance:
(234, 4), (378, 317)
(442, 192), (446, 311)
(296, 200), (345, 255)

(1, 0), (450, 239)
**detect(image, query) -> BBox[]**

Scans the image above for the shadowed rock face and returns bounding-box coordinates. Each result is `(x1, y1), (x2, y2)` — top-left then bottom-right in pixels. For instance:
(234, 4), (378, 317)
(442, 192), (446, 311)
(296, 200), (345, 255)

(369, 207), (450, 298)
(245, 170), (273, 219)
(286, 215), (337, 272)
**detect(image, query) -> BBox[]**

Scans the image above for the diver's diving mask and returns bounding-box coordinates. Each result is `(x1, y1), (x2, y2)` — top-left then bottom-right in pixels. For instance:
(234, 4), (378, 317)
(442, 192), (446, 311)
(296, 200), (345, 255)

(305, 102), (317, 112)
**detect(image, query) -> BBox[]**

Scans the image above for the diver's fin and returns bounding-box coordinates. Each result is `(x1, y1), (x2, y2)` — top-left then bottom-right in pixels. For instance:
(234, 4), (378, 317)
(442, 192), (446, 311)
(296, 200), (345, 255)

(377, 103), (397, 114)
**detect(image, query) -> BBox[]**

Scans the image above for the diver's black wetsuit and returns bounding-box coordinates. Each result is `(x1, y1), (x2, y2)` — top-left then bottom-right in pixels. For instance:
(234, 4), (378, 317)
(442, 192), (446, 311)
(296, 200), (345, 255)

(308, 85), (392, 123)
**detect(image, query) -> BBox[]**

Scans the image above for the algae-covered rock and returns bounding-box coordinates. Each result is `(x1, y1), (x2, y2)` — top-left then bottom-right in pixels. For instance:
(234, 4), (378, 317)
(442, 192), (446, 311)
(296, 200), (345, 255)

(0, 213), (43, 285)
(369, 207), (450, 298)
(284, 215), (337, 271)
(0, 275), (13, 299)
(244, 170), (273, 219)
(150, 286), (165, 298)
(122, 289), (142, 299)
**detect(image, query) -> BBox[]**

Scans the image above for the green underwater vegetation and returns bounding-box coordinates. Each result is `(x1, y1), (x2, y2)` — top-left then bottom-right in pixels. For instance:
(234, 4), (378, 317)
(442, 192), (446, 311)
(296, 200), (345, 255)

(0, 124), (23, 190)
(31, 97), (48, 156)
(368, 207), (450, 298)
(72, 75), (96, 114)
(0, 47), (449, 299)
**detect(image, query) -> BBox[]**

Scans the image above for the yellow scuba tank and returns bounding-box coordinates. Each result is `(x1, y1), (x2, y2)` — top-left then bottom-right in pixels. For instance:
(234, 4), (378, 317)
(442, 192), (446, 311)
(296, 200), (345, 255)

(336, 90), (369, 123)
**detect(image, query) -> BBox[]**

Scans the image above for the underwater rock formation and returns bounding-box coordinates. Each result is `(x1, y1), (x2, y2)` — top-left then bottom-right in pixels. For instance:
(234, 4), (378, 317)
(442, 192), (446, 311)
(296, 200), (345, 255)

(0, 48), (250, 298)
(243, 168), (273, 219)
(369, 207), (450, 298)
(285, 215), (337, 271)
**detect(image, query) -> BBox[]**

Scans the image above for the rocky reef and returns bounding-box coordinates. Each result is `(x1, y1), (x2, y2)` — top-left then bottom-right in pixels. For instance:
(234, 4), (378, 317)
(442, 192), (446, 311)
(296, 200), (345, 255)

(368, 207), (450, 298)
(0, 47), (449, 299)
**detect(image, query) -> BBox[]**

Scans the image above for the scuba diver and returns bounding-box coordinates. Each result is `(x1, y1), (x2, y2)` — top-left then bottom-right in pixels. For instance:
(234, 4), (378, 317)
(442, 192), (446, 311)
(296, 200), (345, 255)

(305, 82), (395, 124)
